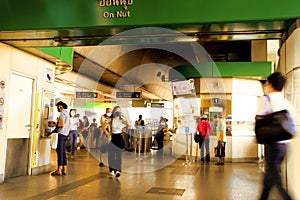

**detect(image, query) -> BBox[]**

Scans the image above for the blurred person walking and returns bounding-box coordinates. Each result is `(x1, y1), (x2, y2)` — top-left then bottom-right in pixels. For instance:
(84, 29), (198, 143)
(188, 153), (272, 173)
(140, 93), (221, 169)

(257, 72), (295, 200)
(69, 109), (79, 158)
(155, 117), (168, 155)
(215, 114), (226, 165)
(107, 106), (128, 177)
(197, 115), (213, 163)
(99, 107), (112, 167)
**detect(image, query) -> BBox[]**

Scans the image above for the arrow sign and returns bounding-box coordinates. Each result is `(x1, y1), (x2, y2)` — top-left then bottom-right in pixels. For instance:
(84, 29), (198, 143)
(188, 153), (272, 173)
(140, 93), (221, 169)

(116, 92), (141, 98)
(76, 92), (98, 98)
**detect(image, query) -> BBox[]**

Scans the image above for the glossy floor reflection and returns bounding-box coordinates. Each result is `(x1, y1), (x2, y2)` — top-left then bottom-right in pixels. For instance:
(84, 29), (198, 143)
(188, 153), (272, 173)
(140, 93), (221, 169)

(0, 148), (281, 200)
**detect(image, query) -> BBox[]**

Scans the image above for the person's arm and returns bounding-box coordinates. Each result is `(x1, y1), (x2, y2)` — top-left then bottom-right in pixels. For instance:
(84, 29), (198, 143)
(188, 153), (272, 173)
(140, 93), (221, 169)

(197, 122), (202, 133)
(100, 116), (107, 132)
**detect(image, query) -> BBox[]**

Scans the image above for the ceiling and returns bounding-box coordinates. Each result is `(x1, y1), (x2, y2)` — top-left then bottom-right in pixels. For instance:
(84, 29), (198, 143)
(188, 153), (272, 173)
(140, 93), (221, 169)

(1, 20), (293, 100)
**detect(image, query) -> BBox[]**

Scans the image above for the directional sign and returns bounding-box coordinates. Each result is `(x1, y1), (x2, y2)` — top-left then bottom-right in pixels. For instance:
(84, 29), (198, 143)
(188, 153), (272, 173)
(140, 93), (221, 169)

(213, 98), (219, 104)
(151, 103), (164, 108)
(76, 92), (98, 98)
(116, 92), (141, 98)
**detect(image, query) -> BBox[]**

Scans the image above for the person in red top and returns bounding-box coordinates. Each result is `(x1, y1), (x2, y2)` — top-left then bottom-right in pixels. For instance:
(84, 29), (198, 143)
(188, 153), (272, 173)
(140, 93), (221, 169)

(197, 115), (213, 163)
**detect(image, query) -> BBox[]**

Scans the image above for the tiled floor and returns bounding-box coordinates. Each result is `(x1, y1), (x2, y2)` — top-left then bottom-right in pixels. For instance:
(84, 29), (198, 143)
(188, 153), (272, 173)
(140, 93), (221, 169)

(0, 148), (280, 200)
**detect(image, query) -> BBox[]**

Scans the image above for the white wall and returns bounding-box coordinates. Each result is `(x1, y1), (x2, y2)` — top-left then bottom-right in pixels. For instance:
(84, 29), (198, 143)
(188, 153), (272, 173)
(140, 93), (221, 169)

(0, 44), (11, 181)
(285, 29), (300, 73)
(231, 78), (263, 159)
(0, 43), (55, 181)
(200, 77), (232, 94)
(280, 28), (300, 199)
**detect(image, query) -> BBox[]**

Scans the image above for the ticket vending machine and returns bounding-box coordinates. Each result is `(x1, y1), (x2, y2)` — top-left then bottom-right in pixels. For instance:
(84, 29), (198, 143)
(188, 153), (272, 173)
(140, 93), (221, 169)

(42, 90), (56, 137)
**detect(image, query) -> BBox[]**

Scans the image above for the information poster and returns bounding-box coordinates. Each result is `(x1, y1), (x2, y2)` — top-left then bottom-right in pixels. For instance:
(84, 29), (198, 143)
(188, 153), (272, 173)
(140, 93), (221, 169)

(171, 79), (195, 97)
(174, 97), (200, 134)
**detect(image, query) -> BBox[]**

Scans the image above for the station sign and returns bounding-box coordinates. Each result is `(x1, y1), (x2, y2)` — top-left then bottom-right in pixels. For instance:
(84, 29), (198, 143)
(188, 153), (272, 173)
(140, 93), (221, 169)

(116, 92), (141, 98)
(76, 92), (98, 98)
(151, 103), (164, 108)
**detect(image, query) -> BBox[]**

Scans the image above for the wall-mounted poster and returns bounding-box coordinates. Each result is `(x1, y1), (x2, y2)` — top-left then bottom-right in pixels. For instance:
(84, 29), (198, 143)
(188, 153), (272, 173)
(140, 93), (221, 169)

(174, 98), (200, 117)
(171, 79), (195, 97)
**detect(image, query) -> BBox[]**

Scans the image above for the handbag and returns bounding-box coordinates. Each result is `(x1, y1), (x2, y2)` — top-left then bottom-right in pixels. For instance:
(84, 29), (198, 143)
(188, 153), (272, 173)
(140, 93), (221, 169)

(193, 132), (200, 143)
(214, 142), (226, 157)
(100, 133), (111, 153)
(255, 97), (296, 144)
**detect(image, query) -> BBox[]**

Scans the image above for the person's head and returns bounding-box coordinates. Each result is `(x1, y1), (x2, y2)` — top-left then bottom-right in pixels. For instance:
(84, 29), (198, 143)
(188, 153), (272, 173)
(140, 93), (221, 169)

(139, 115), (142, 120)
(265, 72), (286, 93)
(160, 116), (164, 122)
(70, 109), (76, 117)
(56, 101), (68, 112)
(201, 114), (208, 121)
(106, 108), (112, 117)
(83, 116), (88, 121)
(111, 106), (122, 118)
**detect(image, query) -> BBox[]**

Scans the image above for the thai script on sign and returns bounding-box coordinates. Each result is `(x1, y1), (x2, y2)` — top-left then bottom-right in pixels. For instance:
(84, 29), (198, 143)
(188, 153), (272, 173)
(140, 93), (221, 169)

(100, 0), (133, 7)
(100, 0), (133, 18)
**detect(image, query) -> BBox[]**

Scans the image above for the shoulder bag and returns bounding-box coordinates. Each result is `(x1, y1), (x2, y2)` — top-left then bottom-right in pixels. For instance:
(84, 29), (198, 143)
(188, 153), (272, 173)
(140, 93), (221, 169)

(254, 96), (295, 144)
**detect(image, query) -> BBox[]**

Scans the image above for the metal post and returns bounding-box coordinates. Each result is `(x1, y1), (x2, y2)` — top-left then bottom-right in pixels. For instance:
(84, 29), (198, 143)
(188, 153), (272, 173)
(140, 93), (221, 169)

(189, 133), (193, 163)
(183, 127), (191, 166)
(136, 128), (142, 160)
(185, 132), (189, 164)
(139, 130), (142, 160)
(143, 129), (148, 158)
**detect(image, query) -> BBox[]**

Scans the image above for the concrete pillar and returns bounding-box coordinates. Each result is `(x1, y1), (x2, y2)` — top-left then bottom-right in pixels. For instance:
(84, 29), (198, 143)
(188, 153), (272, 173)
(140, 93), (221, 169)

(279, 22), (300, 199)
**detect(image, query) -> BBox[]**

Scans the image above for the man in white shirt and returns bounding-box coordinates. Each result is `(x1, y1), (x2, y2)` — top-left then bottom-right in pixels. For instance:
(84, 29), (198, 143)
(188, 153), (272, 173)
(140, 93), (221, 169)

(257, 72), (293, 200)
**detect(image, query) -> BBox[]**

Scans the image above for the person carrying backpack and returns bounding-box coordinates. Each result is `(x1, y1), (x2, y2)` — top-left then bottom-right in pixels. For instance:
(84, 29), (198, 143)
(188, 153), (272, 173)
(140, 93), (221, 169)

(197, 115), (213, 163)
